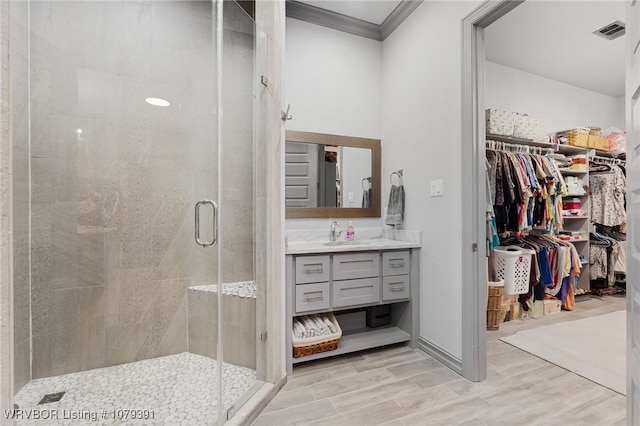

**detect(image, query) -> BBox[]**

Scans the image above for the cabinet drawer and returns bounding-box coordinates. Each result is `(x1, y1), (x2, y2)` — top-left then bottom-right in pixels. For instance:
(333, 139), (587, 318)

(295, 282), (330, 313)
(333, 252), (380, 281)
(382, 275), (410, 301)
(295, 255), (330, 284)
(332, 277), (380, 308)
(382, 251), (410, 276)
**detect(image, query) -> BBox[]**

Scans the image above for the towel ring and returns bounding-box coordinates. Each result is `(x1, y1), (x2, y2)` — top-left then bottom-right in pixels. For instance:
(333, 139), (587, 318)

(362, 177), (371, 190)
(390, 170), (403, 185)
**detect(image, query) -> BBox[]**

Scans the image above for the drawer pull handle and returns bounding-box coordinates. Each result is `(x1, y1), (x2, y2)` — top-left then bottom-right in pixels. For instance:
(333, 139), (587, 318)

(304, 292), (323, 302)
(389, 261), (405, 268)
(390, 284), (405, 292)
(302, 263), (324, 274)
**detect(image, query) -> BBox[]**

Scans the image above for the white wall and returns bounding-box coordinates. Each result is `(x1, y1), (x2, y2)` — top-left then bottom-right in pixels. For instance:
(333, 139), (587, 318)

(382, 0), (482, 361)
(284, 18), (383, 230)
(284, 18), (382, 138)
(615, 96), (625, 131)
(485, 61), (625, 135)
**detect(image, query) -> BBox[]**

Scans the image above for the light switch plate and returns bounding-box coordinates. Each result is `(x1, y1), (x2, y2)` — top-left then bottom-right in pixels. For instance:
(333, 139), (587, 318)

(430, 180), (443, 197)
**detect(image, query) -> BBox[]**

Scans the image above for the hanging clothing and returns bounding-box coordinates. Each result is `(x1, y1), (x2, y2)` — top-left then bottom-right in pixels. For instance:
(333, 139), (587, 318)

(590, 246), (608, 280)
(590, 165), (626, 227)
(488, 149), (566, 235)
(500, 234), (580, 310)
(486, 158), (500, 251)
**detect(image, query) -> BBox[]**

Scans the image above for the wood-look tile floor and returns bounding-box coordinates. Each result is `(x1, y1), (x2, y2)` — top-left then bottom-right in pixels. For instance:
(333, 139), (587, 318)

(253, 294), (626, 426)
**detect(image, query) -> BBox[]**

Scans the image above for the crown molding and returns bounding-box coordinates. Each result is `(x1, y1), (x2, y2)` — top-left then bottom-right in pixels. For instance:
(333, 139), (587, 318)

(381, 0), (422, 40)
(286, 0), (423, 41)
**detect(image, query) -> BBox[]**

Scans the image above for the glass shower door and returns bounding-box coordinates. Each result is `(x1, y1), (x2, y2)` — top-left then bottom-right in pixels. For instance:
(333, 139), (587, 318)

(215, 1), (264, 422)
(10, 0), (261, 424)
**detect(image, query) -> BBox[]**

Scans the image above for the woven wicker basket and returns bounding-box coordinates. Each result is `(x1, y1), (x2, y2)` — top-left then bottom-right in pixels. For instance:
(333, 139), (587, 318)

(292, 312), (342, 358)
(487, 310), (501, 331)
(486, 285), (503, 331)
(567, 128), (590, 147)
(293, 338), (340, 358)
(487, 286), (503, 310)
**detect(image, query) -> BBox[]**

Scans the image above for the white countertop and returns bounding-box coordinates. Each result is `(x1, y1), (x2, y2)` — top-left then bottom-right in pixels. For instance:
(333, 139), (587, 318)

(285, 228), (422, 255)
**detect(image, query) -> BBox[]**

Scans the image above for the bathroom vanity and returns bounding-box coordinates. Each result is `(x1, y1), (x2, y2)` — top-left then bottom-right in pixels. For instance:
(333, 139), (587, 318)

(285, 231), (421, 374)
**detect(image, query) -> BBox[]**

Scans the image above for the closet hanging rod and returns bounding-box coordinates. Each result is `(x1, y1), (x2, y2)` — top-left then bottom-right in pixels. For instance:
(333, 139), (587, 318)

(590, 155), (625, 166)
(485, 139), (554, 155)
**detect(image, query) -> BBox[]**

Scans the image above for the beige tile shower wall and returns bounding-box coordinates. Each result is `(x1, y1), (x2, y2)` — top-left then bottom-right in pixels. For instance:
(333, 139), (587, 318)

(26, 1), (255, 379)
(10, 0), (31, 392)
(187, 289), (256, 370)
(221, 2), (255, 285)
(1, 0), (15, 412)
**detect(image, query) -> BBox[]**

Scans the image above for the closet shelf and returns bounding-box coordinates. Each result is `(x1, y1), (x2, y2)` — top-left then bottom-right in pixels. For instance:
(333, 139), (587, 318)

(565, 193), (587, 197)
(592, 150), (626, 159)
(486, 134), (557, 149)
(559, 169), (588, 176)
(556, 144), (590, 155)
(485, 134), (596, 156)
(562, 216), (588, 220)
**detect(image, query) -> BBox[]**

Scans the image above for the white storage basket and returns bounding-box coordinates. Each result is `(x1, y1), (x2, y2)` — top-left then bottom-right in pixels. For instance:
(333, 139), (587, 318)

(493, 246), (533, 295)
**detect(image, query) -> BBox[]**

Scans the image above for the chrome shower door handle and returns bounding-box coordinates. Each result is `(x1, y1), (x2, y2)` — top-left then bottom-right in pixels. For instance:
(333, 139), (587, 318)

(195, 200), (218, 247)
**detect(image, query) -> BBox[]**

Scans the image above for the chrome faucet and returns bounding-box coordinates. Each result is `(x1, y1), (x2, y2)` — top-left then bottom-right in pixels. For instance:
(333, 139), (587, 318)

(330, 221), (342, 241)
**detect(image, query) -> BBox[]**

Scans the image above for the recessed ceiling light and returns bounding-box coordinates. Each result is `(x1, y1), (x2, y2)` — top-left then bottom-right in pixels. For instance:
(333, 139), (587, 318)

(145, 97), (170, 107)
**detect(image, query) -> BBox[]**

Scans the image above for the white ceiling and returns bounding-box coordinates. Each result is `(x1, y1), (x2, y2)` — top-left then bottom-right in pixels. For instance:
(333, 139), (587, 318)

(485, 1), (626, 98)
(295, 1), (626, 98)
(297, 0), (402, 25)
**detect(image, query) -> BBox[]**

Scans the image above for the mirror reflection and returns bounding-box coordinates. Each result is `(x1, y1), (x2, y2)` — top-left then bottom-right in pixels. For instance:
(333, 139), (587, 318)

(285, 142), (372, 208)
(285, 130), (381, 219)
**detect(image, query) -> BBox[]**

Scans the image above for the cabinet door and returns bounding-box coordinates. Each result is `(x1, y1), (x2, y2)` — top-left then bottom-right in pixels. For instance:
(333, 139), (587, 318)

(295, 255), (331, 284)
(295, 282), (330, 313)
(333, 252), (380, 281)
(382, 275), (410, 301)
(332, 277), (380, 308)
(382, 251), (410, 276)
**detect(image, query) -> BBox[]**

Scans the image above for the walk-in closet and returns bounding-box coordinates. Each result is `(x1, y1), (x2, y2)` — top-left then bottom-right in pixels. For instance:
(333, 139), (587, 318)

(482, 0), (626, 394)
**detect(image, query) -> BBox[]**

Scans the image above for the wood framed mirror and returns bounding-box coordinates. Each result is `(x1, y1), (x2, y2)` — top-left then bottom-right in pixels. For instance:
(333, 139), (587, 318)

(285, 130), (381, 219)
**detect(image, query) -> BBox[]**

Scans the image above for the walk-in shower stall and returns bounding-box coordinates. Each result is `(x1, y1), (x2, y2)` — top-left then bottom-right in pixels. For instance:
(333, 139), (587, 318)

(10, 0), (268, 423)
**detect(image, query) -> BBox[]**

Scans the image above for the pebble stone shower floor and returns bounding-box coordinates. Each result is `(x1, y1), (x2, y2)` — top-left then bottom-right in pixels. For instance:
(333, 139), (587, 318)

(13, 352), (256, 425)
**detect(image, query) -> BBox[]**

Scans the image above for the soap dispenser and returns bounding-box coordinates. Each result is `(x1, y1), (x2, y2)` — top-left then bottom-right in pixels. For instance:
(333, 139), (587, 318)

(346, 221), (355, 241)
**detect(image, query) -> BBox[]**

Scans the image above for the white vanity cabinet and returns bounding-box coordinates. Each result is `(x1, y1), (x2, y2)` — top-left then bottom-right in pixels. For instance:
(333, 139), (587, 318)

(285, 246), (420, 374)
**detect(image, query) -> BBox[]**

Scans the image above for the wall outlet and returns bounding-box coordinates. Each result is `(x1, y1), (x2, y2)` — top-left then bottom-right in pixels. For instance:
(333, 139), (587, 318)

(348, 191), (354, 202)
(430, 180), (443, 197)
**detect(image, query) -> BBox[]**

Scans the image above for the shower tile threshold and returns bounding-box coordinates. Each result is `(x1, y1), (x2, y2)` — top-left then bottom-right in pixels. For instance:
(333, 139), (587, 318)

(14, 352), (256, 425)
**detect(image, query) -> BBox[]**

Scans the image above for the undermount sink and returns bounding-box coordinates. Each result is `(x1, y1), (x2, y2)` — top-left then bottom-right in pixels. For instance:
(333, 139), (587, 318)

(323, 240), (371, 246)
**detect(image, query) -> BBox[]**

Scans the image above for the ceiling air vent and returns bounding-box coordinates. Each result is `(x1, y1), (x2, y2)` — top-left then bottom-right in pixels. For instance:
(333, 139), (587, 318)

(593, 21), (625, 40)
